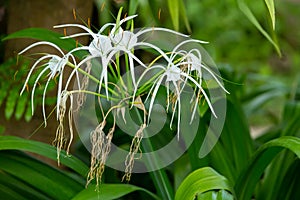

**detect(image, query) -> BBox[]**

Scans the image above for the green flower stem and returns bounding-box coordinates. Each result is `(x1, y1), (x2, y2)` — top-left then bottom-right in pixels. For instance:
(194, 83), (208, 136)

(67, 62), (119, 97)
(108, 62), (118, 81)
(133, 107), (174, 200)
(124, 53), (133, 92)
(135, 70), (163, 97)
(68, 90), (124, 104)
(67, 62), (99, 84)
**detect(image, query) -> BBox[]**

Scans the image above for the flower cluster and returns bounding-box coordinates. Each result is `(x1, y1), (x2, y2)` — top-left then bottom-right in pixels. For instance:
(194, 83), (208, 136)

(19, 11), (228, 187)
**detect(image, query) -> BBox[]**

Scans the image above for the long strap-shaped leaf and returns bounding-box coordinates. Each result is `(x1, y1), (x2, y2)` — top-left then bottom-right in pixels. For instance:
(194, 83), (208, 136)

(167, 0), (191, 32)
(237, 0), (281, 56)
(72, 184), (159, 200)
(235, 136), (300, 200)
(264, 0), (276, 30)
(175, 167), (234, 200)
(3, 28), (86, 58)
(0, 136), (89, 177)
(0, 137), (159, 200)
(0, 151), (83, 200)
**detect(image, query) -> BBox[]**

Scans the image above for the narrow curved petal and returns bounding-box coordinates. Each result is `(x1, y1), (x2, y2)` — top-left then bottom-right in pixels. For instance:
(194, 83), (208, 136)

(31, 67), (50, 115)
(54, 24), (96, 38)
(147, 75), (165, 124)
(181, 72), (217, 118)
(19, 41), (64, 56)
(20, 54), (54, 95)
(135, 27), (190, 38)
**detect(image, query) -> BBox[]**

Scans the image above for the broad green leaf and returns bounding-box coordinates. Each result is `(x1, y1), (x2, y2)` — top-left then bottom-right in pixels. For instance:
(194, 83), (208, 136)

(0, 136), (89, 177)
(216, 190), (234, 200)
(131, 106), (174, 200)
(71, 184), (159, 200)
(0, 184), (28, 200)
(167, 0), (179, 31)
(281, 101), (300, 137)
(3, 28), (86, 58)
(175, 167), (234, 200)
(174, 154), (192, 190)
(264, 0), (275, 30)
(197, 190), (234, 200)
(141, 130), (174, 200)
(0, 171), (51, 200)
(256, 101), (300, 200)
(275, 160), (300, 200)
(206, 99), (253, 183)
(237, 0), (281, 56)
(0, 151), (84, 200)
(255, 148), (296, 200)
(235, 136), (300, 200)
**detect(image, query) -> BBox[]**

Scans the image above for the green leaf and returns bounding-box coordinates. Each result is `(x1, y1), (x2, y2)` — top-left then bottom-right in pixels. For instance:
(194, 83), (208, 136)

(128, 0), (139, 17)
(5, 89), (19, 119)
(235, 136), (300, 200)
(276, 160), (300, 200)
(0, 136), (89, 177)
(15, 93), (28, 120)
(167, 0), (179, 31)
(178, 0), (191, 33)
(71, 184), (159, 200)
(197, 190), (234, 200)
(130, 107), (174, 200)
(175, 167), (234, 200)
(264, 0), (275, 30)
(0, 184), (28, 200)
(237, 0), (281, 56)
(0, 85), (8, 107)
(255, 101), (300, 200)
(0, 151), (83, 200)
(24, 100), (33, 122)
(0, 171), (51, 200)
(174, 154), (192, 190)
(204, 99), (253, 183)
(3, 28), (86, 58)
(115, 7), (123, 33)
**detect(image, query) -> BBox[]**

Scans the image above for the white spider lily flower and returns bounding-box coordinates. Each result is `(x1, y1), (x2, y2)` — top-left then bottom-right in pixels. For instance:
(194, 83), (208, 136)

(55, 15), (185, 90)
(134, 40), (227, 137)
(111, 30), (137, 49)
(19, 41), (76, 125)
(184, 50), (230, 122)
(54, 24), (115, 98)
(54, 14), (137, 52)
(185, 50), (228, 93)
(88, 35), (113, 57)
(167, 39), (229, 120)
(169, 39), (228, 93)
(133, 64), (182, 137)
(53, 26), (113, 99)
(65, 53), (113, 99)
